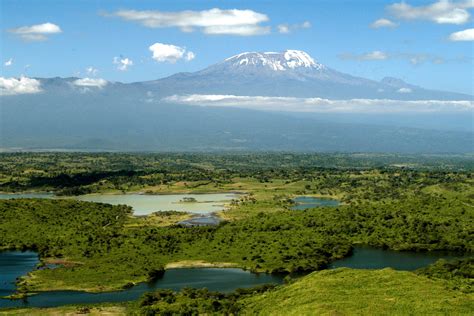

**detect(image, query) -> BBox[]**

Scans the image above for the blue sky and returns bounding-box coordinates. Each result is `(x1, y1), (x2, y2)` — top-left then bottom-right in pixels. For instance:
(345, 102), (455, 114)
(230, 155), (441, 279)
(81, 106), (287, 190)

(1, 0), (473, 94)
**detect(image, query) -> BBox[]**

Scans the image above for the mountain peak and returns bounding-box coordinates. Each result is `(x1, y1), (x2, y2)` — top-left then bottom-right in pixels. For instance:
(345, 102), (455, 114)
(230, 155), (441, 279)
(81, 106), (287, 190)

(223, 50), (324, 71)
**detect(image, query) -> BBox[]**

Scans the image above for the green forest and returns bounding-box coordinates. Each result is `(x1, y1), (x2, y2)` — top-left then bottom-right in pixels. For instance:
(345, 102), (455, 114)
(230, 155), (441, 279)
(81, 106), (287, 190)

(0, 153), (472, 315)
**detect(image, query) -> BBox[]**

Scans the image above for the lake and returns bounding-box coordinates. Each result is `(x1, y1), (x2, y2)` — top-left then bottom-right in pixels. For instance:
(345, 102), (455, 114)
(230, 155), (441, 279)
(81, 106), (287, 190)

(0, 193), (239, 216)
(1, 247), (469, 309)
(329, 246), (469, 271)
(178, 215), (222, 227)
(291, 196), (339, 210)
(0, 251), (39, 299)
(74, 193), (239, 216)
(0, 251), (282, 309)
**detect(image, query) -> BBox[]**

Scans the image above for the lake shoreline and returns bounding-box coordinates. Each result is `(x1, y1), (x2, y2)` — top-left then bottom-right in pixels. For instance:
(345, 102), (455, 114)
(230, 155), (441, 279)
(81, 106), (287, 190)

(3, 246), (472, 297)
(0, 192), (241, 217)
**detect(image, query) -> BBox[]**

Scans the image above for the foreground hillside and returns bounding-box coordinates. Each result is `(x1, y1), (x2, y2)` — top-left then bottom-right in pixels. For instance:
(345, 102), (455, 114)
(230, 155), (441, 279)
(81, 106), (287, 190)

(4, 268), (472, 315)
(242, 268), (473, 315)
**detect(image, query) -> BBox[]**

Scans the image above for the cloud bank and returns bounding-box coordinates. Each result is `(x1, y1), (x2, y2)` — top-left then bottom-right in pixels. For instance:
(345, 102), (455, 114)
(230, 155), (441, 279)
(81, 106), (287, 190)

(339, 51), (388, 61)
(73, 78), (108, 88)
(339, 51), (462, 65)
(388, 0), (474, 25)
(163, 94), (473, 113)
(0, 77), (42, 95)
(108, 8), (270, 36)
(397, 88), (413, 94)
(8, 22), (62, 41)
(149, 43), (195, 63)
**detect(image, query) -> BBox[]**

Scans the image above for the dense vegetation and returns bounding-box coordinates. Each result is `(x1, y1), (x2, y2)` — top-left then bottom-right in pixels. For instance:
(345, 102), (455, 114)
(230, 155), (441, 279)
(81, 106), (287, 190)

(1, 191), (472, 293)
(1, 152), (473, 194)
(134, 285), (276, 315)
(128, 264), (474, 315)
(5, 267), (472, 315)
(0, 199), (131, 256)
(0, 153), (473, 314)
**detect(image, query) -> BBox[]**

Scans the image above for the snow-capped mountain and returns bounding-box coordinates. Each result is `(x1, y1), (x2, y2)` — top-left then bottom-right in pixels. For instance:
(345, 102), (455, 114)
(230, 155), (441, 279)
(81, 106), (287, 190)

(222, 50), (325, 71)
(6, 50), (470, 101)
(144, 50), (470, 100)
(1, 49), (472, 153)
(192, 49), (366, 84)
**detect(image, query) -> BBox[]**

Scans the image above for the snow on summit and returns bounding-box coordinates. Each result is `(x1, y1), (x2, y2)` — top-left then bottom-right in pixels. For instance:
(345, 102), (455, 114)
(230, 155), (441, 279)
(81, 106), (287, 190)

(283, 50), (317, 69)
(224, 50), (324, 71)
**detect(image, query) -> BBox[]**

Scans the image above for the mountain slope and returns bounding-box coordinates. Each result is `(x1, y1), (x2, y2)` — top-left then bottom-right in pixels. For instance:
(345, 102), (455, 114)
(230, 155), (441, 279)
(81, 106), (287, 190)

(0, 50), (472, 152)
(141, 50), (471, 100)
(2, 92), (471, 152)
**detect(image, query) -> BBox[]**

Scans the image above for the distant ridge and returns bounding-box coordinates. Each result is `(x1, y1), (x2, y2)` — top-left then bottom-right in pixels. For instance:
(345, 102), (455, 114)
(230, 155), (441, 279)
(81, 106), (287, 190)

(1, 50), (472, 153)
(142, 50), (472, 100)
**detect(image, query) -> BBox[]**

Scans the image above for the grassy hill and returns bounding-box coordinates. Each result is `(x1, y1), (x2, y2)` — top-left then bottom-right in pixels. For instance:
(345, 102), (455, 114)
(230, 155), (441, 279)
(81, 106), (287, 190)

(241, 268), (473, 315)
(4, 268), (472, 315)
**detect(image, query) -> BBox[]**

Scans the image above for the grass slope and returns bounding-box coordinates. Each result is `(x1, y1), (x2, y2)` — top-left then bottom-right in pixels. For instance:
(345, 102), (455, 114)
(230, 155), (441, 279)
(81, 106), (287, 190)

(242, 268), (474, 315)
(4, 268), (472, 315)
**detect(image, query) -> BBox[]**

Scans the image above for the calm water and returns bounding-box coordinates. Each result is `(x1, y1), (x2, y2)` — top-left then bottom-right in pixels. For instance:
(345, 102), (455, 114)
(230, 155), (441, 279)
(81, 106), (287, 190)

(291, 196), (339, 210)
(0, 193), (239, 216)
(178, 215), (222, 227)
(329, 246), (469, 270)
(0, 251), (282, 309)
(2, 247), (469, 309)
(0, 251), (39, 298)
(74, 193), (239, 216)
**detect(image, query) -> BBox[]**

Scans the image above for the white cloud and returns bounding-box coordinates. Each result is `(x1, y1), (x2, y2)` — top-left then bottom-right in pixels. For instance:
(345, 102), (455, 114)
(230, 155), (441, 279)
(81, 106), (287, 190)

(277, 24), (290, 34)
(8, 22), (62, 41)
(370, 18), (398, 28)
(0, 77), (42, 95)
(388, 1), (474, 25)
(164, 94), (473, 113)
(108, 8), (270, 36)
(449, 28), (474, 40)
(397, 88), (413, 93)
(86, 67), (98, 76)
(113, 57), (134, 71)
(397, 53), (444, 65)
(365, 51), (389, 60)
(202, 25), (270, 35)
(340, 51), (388, 61)
(73, 78), (108, 88)
(149, 43), (195, 63)
(4, 58), (13, 67)
(339, 51), (462, 65)
(185, 51), (195, 61)
(277, 21), (311, 34)
(409, 55), (428, 65)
